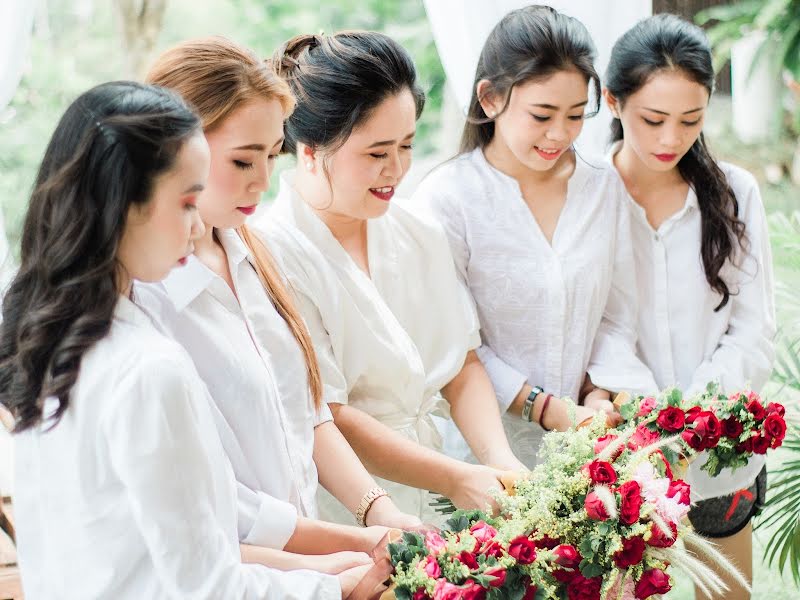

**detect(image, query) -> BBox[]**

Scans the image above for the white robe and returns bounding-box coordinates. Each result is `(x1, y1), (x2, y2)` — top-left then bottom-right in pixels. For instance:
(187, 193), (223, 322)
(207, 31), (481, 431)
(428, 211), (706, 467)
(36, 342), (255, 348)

(257, 171), (480, 522)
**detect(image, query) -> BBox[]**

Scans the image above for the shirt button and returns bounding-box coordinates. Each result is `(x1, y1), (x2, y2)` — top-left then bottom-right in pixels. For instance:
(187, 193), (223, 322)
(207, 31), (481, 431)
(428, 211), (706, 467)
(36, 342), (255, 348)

(653, 234), (660, 242)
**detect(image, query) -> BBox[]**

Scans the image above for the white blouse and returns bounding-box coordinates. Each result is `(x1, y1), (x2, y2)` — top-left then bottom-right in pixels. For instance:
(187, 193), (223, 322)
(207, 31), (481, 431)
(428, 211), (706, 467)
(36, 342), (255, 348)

(605, 146), (776, 499)
(412, 148), (657, 468)
(137, 228), (331, 549)
(13, 296), (339, 600)
(258, 171), (481, 522)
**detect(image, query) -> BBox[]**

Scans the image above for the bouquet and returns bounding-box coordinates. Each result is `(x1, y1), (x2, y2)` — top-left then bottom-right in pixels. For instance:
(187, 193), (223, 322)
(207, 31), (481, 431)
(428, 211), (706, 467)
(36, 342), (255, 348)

(380, 387), (785, 600)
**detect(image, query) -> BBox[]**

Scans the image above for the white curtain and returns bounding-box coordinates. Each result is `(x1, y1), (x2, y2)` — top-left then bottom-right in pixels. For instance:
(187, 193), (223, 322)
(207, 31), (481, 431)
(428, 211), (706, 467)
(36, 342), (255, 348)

(0, 0), (35, 495)
(423, 0), (652, 156)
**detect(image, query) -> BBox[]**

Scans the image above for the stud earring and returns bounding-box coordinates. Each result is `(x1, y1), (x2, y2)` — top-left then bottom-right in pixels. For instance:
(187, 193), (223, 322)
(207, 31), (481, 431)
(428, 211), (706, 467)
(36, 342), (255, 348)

(306, 162), (313, 170)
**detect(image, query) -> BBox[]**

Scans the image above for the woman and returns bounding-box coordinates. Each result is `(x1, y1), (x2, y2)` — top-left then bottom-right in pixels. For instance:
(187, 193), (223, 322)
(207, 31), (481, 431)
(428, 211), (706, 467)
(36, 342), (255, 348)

(603, 14), (775, 599)
(138, 37), (418, 563)
(260, 31), (525, 523)
(0, 81), (366, 598)
(412, 5), (642, 468)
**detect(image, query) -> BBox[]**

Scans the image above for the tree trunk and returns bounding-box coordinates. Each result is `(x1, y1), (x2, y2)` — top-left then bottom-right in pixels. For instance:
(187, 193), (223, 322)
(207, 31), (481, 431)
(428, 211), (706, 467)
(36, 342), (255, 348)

(113, 0), (167, 80)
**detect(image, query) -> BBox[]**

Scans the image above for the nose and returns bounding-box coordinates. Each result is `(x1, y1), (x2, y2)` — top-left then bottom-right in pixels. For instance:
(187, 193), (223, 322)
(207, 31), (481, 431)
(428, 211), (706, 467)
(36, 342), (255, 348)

(659, 123), (682, 149)
(248, 161), (271, 194)
(545, 119), (569, 144)
(382, 149), (405, 179)
(190, 209), (206, 241)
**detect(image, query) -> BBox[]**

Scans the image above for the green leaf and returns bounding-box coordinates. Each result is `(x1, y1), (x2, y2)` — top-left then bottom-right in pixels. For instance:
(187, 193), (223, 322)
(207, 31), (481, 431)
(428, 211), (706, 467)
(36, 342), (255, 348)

(580, 561), (604, 579)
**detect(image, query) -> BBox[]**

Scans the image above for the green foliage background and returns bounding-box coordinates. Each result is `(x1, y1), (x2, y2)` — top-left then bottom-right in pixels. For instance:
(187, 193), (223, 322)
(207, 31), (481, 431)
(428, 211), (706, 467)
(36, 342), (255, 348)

(0, 0), (445, 253)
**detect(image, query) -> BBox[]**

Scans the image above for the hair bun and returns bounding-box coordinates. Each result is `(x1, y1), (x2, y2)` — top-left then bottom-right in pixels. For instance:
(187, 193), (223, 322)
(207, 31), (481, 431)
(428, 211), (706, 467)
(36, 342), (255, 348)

(273, 33), (322, 77)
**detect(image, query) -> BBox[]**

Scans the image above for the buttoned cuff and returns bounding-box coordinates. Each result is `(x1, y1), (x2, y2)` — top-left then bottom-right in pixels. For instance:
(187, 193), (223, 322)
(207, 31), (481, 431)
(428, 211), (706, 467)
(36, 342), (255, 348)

(241, 490), (298, 549)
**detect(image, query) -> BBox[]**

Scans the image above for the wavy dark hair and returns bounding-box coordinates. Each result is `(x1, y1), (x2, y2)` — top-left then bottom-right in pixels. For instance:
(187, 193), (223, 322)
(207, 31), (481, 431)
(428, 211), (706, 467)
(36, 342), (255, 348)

(606, 13), (746, 310)
(0, 81), (200, 432)
(461, 5), (601, 153)
(273, 30), (425, 156)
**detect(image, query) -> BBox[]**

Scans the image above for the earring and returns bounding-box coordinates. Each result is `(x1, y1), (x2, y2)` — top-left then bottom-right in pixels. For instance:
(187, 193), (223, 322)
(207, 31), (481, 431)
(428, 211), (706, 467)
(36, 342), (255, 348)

(306, 161), (313, 170)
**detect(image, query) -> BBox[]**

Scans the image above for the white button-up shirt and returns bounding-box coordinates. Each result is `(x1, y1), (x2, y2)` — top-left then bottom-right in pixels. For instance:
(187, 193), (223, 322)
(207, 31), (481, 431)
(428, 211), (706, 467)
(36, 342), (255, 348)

(258, 171), (481, 521)
(412, 148), (656, 467)
(137, 228), (330, 549)
(604, 146), (776, 499)
(13, 296), (339, 599)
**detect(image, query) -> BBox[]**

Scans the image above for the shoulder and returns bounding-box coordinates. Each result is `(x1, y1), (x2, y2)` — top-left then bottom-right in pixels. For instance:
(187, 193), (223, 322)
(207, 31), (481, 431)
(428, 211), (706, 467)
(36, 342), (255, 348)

(413, 150), (490, 208)
(718, 161), (761, 199)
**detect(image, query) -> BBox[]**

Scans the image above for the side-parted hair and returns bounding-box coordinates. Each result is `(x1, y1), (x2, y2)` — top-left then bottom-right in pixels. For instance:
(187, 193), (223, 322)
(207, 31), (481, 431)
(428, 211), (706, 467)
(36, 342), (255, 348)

(146, 36), (323, 408)
(606, 14), (745, 310)
(0, 81), (201, 432)
(461, 5), (601, 153)
(273, 30), (425, 158)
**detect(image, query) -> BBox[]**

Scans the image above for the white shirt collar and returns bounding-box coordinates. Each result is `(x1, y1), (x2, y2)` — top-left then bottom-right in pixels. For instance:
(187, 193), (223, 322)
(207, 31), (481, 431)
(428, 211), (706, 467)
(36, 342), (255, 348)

(160, 229), (252, 312)
(115, 293), (156, 326)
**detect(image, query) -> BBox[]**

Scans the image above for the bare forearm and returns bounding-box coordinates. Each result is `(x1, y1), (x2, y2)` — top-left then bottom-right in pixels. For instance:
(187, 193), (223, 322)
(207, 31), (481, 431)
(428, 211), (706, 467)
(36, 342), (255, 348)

(330, 403), (462, 496)
(443, 351), (522, 469)
(283, 517), (370, 555)
(314, 421), (377, 515)
(240, 543), (317, 569)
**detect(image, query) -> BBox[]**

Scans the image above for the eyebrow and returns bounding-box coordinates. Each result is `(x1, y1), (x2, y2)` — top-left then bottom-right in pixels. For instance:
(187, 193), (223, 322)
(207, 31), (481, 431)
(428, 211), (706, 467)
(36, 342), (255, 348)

(232, 143), (266, 151)
(530, 100), (589, 110)
(183, 183), (205, 194)
(366, 132), (416, 148)
(643, 106), (705, 115)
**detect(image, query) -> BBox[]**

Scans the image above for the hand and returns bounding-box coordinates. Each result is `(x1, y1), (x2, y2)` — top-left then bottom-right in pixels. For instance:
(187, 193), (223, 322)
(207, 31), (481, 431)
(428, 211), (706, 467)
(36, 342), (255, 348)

(445, 463), (508, 513)
(364, 495), (423, 530)
(542, 398), (621, 431)
(337, 563), (380, 599)
(309, 550), (372, 575)
(358, 525), (392, 554)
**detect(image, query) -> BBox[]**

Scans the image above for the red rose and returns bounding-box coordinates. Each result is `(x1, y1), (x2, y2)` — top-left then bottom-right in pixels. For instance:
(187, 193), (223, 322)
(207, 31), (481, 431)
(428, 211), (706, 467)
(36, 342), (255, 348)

(682, 411), (721, 450)
(634, 568), (672, 599)
(767, 402), (786, 417)
(735, 435), (755, 454)
(508, 536), (537, 564)
(584, 491), (610, 521)
(480, 540), (505, 558)
(594, 434), (623, 460)
(628, 424), (661, 450)
(458, 550), (479, 570)
(614, 536), (646, 568)
(656, 406), (685, 432)
(567, 574), (603, 600)
(485, 566), (506, 588)
(522, 581), (538, 600)
(721, 416), (744, 439)
(535, 535), (560, 549)
(746, 399), (766, 421)
(619, 480), (643, 525)
(685, 406), (703, 423)
(412, 589), (428, 600)
(469, 521), (498, 544)
(647, 520), (677, 548)
(585, 460), (618, 485)
(753, 434), (770, 455)
(764, 413), (787, 447)
(460, 581), (486, 600)
(637, 396), (657, 417)
(667, 479), (691, 505)
(422, 555), (441, 578)
(553, 544), (581, 568)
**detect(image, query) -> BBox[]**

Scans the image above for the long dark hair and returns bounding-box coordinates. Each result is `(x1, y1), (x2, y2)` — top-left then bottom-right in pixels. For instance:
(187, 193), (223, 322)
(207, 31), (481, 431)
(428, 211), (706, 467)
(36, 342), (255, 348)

(606, 13), (745, 310)
(461, 5), (601, 153)
(0, 81), (200, 432)
(273, 30), (425, 156)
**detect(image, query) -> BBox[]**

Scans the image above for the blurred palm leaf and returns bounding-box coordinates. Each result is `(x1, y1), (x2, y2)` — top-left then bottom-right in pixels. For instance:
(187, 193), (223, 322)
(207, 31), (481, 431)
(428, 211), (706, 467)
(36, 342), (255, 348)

(758, 211), (800, 585)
